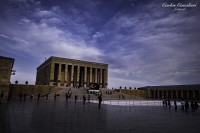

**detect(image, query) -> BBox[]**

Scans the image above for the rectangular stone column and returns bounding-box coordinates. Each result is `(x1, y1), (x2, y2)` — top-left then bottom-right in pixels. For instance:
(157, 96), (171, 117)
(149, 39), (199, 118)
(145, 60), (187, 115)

(192, 90), (195, 99)
(64, 64), (68, 87)
(157, 90), (159, 99)
(71, 65), (74, 87)
(181, 89), (183, 99)
(176, 90), (178, 99)
(186, 90), (189, 99)
(105, 69), (108, 88)
(77, 65), (80, 87)
(95, 68), (97, 83)
(50, 63), (55, 86)
(90, 67), (92, 83)
(57, 63), (61, 86)
(170, 90), (172, 99)
(161, 90), (164, 99)
(100, 69), (102, 88)
(148, 89), (151, 98)
(84, 66), (87, 87)
(153, 90), (156, 99)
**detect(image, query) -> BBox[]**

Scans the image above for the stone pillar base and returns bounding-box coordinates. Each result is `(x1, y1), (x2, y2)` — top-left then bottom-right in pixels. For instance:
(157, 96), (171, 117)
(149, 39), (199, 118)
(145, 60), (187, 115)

(71, 83), (73, 87)
(57, 82), (60, 87)
(49, 82), (54, 86)
(64, 83), (67, 87)
(84, 84), (86, 87)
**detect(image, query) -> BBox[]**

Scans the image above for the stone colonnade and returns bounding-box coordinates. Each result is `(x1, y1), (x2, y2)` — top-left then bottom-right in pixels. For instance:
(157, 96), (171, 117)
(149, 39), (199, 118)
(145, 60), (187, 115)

(49, 63), (108, 88)
(149, 89), (200, 100)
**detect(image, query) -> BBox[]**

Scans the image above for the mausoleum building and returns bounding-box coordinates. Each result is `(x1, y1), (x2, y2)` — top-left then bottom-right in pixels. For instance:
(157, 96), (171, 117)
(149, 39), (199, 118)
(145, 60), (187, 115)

(36, 56), (108, 88)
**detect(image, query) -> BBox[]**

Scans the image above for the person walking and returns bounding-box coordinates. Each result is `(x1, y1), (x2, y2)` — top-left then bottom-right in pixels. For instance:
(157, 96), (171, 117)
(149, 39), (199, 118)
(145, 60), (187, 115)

(181, 100), (185, 111)
(54, 93), (57, 101)
(65, 93), (68, 101)
(88, 95), (90, 103)
(30, 94), (33, 102)
(174, 99), (177, 111)
(23, 93), (27, 102)
(194, 102), (199, 111)
(0, 91), (4, 104)
(37, 93), (40, 101)
(19, 93), (22, 103)
(75, 95), (78, 104)
(46, 94), (48, 101)
(98, 93), (102, 109)
(185, 100), (189, 112)
(83, 95), (86, 105)
(168, 99), (171, 110)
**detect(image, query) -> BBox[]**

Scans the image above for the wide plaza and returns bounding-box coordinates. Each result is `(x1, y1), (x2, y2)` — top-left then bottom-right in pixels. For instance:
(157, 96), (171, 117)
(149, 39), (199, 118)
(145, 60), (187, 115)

(1, 97), (200, 133)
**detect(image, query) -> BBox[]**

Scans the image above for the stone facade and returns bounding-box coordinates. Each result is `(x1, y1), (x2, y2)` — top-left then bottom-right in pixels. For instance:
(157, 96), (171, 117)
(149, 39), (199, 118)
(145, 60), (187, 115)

(0, 56), (14, 103)
(10, 84), (59, 97)
(36, 56), (108, 88)
(138, 85), (200, 100)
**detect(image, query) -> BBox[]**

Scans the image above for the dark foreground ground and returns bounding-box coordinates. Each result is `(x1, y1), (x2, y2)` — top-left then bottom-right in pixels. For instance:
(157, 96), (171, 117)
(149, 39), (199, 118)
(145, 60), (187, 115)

(0, 97), (200, 133)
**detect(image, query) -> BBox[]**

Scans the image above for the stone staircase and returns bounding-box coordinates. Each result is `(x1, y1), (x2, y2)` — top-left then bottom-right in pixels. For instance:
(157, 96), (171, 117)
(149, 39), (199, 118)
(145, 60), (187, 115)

(49, 87), (143, 100)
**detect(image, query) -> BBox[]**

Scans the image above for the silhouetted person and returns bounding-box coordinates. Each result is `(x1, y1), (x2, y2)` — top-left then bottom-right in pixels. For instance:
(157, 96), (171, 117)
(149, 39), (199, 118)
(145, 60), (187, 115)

(88, 95), (90, 103)
(168, 99), (171, 110)
(30, 94), (33, 102)
(162, 100), (165, 107)
(19, 93), (22, 103)
(194, 102), (198, 111)
(68, 89), (72, 98)
(185, 100), (189, 112)
(37, 93), (40, 101)
(98, 93), (102, 109)
(75, 95), (78, 104)
(23, 94), (27, 102)
(174, 100), (177, 111)
(165, 100), (167, 108)
(181, 100), (185, 111)
(0, 91), (4, 104)
(83, 95), (86, 105)
(65, 93), (68, 101)
(46, 94), (48, 101)
(190, 101), (194, 112)
(54, 93), (57, 100)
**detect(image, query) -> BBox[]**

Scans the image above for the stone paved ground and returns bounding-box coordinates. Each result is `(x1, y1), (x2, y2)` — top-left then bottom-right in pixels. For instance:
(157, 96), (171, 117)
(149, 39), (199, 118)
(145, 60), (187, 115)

(0, 97), (200, 133)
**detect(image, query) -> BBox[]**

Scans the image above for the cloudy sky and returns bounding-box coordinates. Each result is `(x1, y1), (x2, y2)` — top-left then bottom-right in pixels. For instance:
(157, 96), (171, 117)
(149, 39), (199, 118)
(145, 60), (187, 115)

(0, 0), (200, 88)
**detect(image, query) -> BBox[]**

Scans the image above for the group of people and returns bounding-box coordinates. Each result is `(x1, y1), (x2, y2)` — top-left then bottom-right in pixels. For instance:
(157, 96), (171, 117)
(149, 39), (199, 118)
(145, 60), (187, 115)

(65, 89), (72, 101)
(18, 93), (41, 103)
(163, 99), (199, 112)
(180, 100), (199, 112)
(73, 93), (102, 109)
(24, 90), (102, 109)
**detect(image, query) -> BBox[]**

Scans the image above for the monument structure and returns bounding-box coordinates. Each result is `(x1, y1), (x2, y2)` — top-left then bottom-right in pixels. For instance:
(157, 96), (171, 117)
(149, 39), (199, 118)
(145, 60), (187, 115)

(0, 56), (15, 102)
(138, 84), (200, 100)
(36, 56), (108, 88)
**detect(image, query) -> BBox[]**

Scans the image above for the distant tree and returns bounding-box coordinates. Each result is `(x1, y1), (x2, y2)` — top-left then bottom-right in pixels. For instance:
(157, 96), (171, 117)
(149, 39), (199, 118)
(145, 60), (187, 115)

(125, 86), (127, 89)
(120, 86), (122, 89)
(129, 87), (132, 90)
(15, 80), (18, 84)
(25, 81), (28, 85)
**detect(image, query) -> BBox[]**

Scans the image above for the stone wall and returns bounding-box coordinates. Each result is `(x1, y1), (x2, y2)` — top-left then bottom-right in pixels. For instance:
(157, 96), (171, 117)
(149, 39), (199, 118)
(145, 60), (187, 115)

(121, 89), (148, 98)
(10, 84), (59, 97)
(0, 56), (14, 103)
